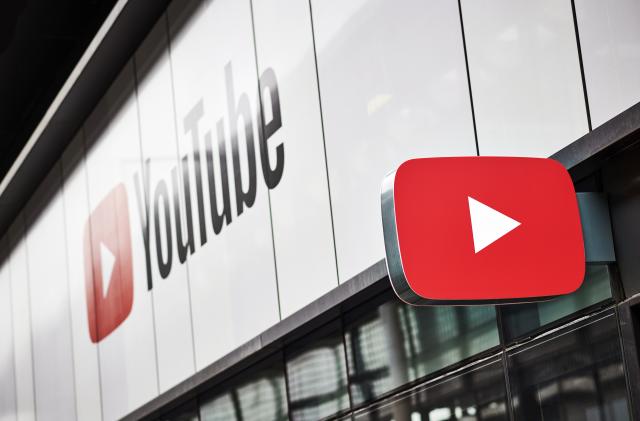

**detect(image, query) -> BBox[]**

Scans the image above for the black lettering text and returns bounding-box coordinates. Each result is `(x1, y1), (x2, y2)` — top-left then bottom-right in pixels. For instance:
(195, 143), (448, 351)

(184, 100), (207, 246)
(153, 180), (173, 278)
(133, 159), (154, 290)
(205, 121), (233, 234)
(258, 67), (284, 189)
(226, 62), (257, 216)
(173, 160), (195, 263)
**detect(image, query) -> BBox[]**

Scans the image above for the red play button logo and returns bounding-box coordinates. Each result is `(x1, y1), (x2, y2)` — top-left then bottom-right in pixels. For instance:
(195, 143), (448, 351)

(84, 183), (134, 343)
(381, 157), (585, 305)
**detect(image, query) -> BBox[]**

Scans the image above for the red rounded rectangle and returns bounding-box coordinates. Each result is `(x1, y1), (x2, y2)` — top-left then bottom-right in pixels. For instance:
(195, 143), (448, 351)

(381, 157), (585, 305)
(84, 183), (134, 342)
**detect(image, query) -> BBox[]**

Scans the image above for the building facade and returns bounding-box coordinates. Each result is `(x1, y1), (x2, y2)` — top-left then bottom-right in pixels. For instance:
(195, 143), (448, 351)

(1, 0), (640, 420)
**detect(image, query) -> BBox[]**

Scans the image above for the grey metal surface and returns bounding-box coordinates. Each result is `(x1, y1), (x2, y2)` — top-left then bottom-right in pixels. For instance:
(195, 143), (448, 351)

(380, 170), (417, 304)
(551, 101), (640, 180)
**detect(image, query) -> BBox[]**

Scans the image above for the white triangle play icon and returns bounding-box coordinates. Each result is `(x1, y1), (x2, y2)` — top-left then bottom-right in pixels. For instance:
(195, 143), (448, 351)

(468, 196), (521, 253)
(100, 242), (116, 297)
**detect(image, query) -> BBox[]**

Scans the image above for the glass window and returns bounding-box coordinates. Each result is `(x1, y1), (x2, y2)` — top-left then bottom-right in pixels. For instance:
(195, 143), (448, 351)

(501, 265), (613, 343)
(285, 320), (350, 421)
(353, 359), (509, 421)
(199, 354), (288, 421)
(344, 292), (499, 405)
(508, 310), (630, 420)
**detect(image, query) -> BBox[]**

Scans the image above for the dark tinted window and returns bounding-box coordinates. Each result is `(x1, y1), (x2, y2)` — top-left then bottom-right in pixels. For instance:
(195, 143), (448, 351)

(353, 359), (508, 421)
(286, 321), (350, 420)
(344, 292), (499, 405)
(508, 310), (630, 420)
(603, 141), (640, 297)
(501, 265), (612, 343)
(199, 354), (288, 421)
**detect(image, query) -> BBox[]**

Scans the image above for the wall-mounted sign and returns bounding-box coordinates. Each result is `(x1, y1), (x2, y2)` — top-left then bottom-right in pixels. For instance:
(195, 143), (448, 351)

(381, 157), (585, 305)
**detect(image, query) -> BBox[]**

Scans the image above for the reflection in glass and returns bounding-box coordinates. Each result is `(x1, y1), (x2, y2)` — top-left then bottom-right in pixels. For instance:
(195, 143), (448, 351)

(353, 360), (508, 421)
(286, 321), (350, 421)
(345, 292), (499, 405)
(508, 311), (630, 420)
(501, 265), (613, 343)
(199, 354), (287, 421)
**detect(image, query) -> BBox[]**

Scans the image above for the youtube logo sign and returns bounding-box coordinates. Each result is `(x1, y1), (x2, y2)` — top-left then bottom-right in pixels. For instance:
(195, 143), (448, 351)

(84, 183), (134, 343)
(381, 157), (585, 305)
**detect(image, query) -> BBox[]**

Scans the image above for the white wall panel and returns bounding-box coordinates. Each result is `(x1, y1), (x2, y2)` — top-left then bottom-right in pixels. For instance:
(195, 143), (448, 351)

(83, 61), (159, 421)
(252, 0), (338, 316)
(461, 0), (589, 157)
(134, 15), (196, 392)
(311, 0), (477, 282)
(24, 165), (76, 421)
(8, 218), (35, 421)
(61, 133), (103, 421)
(0, 240), (17, 421)
(575, 0), (640, 128)
(167, 0), (280, 369)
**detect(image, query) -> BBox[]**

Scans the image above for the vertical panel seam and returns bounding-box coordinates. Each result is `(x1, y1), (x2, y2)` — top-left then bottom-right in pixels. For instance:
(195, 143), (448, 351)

(21, 214), (39, 421)
(6, 237), (19, 419)
(495, 306), (516, 420)
(131, 58), (163, 395)
(307, 0), (341, 284)
(457, 0), (481, 156)
(77, 126), (106, 421)
(164, 11), (199, 374)
(57, 162), (79, 421)
(248, 0), (283, 320)
(571, 0), (593, 131)
(500, 350), (515, 421)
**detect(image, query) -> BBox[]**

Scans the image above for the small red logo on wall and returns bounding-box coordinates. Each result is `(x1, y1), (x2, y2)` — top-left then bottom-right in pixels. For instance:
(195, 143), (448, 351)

(84, 183), (134, 343)
(381, 157), (585, 305)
